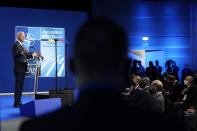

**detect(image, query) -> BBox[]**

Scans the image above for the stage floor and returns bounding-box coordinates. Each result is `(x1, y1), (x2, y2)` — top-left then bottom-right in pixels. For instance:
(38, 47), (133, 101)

(0, 95), (34, 121)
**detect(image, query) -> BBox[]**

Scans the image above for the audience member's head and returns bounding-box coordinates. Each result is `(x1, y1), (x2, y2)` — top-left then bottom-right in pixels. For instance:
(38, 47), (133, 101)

(167, 75), (176, 83)
(149, 61), (153, 67)
(172, 61), (176, 66)
(155, 60), (159, 66)
(133, 59), (138, 67)
(150, 80), (163, 94)
(184, 76), (193, 86)
(130, 75), (141, 87)
(162, 72), (170, 81)
(139, 77), (150, 89)
(137, 60), (141, 66)
(184, 64), (189, 68)
(71, 18), (128, 88)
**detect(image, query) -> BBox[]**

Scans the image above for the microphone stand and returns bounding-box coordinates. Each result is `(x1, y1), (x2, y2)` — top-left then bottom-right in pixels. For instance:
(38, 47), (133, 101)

(66, 44), (69, 89)
(55, 39), (58, 94)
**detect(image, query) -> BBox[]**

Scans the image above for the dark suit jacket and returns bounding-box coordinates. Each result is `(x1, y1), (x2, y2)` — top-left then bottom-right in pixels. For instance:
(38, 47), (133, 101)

(144, 86), (150, 94)
(20, 84), (184, 131)
(172, 81), (183, 102)
(154, 92), (165, 112)
(146, 66), (156, 81)
(184, 84), (197, 109)
(165, 81), (183, 102)
(12, 41), (33, 73)
(155, 66), (162, 79)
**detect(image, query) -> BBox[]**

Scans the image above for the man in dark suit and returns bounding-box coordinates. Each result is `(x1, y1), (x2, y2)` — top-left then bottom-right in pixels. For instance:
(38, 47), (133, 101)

(179, 76), (197, 110)
(155, 60), (162, 80)
(146, 61), (156, 82)
(139, 77), (150, 94)
(12, 32), (38, 107)
(20, 18), (184, 131)
(150, 80), (165, 112)
(164, 75), (183, 103)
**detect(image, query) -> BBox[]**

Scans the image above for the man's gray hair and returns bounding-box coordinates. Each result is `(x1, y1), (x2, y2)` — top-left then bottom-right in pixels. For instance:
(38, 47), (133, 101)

(151, 80), (163, 91)
(136, 76), (141, 83)
(17, 32), (25, 39)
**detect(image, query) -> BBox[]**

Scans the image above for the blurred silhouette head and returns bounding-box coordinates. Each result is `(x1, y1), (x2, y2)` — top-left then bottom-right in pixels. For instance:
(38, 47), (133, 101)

(137, 60), (142, 67)
(71, 18), (128, 87)
(133, 60), (138, 67)
(149, 61), (153, 67)
(155, 60), (159, 66)
(167, 75), (176, 83)
(184, 64), (189, 68)
(172, 61), (176, 66)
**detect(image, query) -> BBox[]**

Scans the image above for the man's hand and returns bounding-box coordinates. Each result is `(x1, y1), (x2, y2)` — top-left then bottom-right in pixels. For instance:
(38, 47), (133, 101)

(125, 88), (130, 91)
(33, 52), (38, 57)
(182, 88), (188, 93)
(164, 91), (170, 95)
(23, 49), (29, 54)
(187, 109), (196, 113)
(36, 52), (41, 56)
(178, 101), (184, 104)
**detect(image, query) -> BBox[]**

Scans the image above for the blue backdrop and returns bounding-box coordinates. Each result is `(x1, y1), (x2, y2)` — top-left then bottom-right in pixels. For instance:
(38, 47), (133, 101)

(93, 0), (191, 81)
(0, 7), (89, 93)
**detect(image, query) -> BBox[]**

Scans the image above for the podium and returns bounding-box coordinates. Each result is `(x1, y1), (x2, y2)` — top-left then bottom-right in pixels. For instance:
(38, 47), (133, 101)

(20, 56), (62, 117)
(20, 43), (75, 116)
(20, 98), (61, 117)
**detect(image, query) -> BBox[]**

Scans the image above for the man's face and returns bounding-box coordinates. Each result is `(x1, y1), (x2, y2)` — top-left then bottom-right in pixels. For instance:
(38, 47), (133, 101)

(132, 77), (137, 85)
(185, 76), (192, 85)
(18, 33), (25, 42)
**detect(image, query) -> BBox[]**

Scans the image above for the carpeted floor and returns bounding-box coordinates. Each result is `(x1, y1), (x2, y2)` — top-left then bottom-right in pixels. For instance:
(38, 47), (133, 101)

(0, 95), (34, 121)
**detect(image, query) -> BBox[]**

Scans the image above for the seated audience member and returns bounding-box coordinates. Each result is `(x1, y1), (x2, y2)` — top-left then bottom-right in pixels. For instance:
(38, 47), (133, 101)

(132, 75), (142, 91)
(179, 76), (197, 110)
(126, 77), (162, 112)
(164, 75), (183, 102)
(139, 77), (150, 94)
(155, 60), (162, 80)
(127, 88), (162, 113)
(184, 106), (197, 131)
(125, 75), (142, 93)
(20, 18), (184, 131)
(150, 80), (165, 112)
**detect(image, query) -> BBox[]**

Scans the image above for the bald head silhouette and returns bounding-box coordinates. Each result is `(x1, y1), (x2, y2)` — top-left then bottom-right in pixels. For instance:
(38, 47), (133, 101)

(71, 18), (128, 88)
